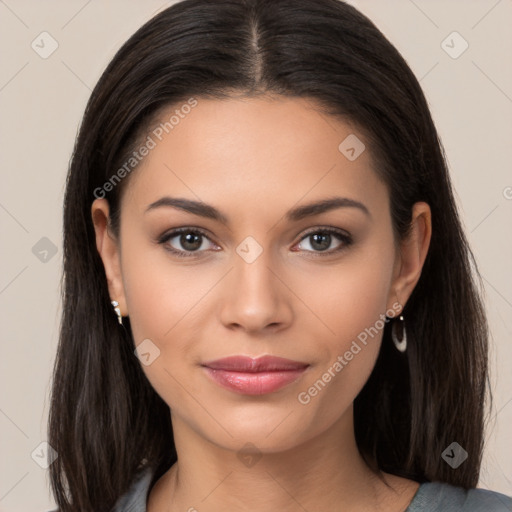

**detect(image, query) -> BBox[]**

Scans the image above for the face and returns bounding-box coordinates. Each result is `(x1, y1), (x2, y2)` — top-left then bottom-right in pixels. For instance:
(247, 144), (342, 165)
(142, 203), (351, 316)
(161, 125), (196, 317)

(93, 95), (429, 455)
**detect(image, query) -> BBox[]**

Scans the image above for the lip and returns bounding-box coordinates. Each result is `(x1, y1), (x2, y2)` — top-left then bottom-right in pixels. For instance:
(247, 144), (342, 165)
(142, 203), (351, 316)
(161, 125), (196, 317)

(202, 355), (309, 395)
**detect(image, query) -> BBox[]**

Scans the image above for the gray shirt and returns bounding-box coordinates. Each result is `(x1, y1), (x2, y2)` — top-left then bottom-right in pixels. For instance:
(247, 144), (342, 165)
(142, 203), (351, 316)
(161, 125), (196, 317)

(111, 467), (512, 511)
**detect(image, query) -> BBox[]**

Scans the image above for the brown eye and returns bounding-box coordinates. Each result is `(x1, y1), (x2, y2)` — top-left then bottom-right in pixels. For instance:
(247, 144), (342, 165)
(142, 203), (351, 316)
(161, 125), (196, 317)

(176, 232), (203, 251)
(295, 228), (352, 255)
(158, 228), (217, 258)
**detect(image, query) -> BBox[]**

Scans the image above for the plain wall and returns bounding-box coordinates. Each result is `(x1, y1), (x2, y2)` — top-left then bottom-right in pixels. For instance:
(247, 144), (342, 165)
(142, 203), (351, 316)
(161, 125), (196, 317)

(0, 1), (510, 510)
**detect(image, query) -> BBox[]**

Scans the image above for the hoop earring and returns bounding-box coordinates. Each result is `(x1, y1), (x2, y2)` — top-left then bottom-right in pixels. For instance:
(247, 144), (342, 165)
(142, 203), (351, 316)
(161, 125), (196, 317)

(111, 300), (123, 325)
(391, 315), (407, 352)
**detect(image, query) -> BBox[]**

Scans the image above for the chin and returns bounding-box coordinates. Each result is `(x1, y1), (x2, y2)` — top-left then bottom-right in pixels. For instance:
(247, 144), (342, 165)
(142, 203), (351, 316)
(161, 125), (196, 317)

(199, 403), (322, 454)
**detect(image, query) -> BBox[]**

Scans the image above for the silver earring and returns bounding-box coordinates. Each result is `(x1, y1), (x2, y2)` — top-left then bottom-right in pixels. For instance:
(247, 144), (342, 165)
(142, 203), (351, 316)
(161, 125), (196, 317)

(391, 315), (407, 352)
(111, 300), (123, 325)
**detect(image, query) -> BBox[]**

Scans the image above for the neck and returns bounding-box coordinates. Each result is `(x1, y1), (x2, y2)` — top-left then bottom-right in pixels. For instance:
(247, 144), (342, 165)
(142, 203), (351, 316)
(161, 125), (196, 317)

(148, 406), (417, 512)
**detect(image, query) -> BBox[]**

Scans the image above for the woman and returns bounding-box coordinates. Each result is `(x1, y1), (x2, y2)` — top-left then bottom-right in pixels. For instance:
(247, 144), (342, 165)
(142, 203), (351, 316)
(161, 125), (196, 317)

(48, 0), (512, 510)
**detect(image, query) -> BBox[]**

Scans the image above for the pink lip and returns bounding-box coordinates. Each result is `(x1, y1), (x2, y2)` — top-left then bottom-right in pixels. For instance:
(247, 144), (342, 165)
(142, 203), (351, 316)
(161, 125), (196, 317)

(202, 355), (309, 395)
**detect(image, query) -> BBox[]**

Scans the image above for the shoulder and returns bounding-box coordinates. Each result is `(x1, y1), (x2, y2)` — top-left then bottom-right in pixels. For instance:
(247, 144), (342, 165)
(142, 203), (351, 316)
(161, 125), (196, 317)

(110, 466), (154, 512)
(407, 481), (512, 512)
(44, 466), (155, 512)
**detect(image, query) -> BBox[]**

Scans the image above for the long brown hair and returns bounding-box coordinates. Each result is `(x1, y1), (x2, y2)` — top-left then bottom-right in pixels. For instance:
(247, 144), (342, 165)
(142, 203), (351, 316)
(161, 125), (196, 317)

(49, 0), (490, 510)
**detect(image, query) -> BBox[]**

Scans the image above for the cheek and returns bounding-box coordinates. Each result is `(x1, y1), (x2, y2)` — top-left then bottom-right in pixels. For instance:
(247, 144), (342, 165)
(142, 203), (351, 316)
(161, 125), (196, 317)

(294, 239), (395, 416)
(119, 235), (219, 400)
(120, 232), (212, 343)
(304, 239), (396, 348)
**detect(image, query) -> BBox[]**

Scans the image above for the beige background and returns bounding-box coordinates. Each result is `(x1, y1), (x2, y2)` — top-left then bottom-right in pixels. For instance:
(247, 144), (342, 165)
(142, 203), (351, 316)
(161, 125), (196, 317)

(0, 0), (511, 510)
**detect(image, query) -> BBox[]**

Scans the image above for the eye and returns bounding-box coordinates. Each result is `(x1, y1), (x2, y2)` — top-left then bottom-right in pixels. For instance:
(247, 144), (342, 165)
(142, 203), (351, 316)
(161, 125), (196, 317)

(157, 226), (353, 258)
(157, 228), (218, 258)
(293, 228), (352, 255)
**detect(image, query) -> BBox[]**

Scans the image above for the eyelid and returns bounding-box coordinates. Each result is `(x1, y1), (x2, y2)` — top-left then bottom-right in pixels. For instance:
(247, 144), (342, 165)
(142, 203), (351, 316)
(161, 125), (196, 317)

(297, 226), (351, 240)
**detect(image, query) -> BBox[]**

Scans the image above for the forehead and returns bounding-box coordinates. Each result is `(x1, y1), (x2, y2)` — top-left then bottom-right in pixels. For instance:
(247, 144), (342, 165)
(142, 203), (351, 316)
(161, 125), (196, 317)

(123, 95), (386, 216)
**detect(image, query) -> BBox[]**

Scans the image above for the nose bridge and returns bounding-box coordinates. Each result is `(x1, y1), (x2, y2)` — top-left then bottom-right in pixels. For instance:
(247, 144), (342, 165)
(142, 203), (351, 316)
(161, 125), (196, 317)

(235, 235), (275, 293)
(218, 233), (292, 332)
(234, 233), (280, 306)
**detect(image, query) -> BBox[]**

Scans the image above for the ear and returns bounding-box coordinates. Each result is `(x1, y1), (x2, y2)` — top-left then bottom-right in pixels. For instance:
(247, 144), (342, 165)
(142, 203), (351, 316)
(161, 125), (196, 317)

(91, 198), (128, 317)
(387, 202), (432, 313)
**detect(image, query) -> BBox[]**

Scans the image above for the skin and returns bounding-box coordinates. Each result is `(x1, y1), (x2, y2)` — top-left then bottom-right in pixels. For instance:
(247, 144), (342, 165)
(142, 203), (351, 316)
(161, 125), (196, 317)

(92, 95), (431, 512)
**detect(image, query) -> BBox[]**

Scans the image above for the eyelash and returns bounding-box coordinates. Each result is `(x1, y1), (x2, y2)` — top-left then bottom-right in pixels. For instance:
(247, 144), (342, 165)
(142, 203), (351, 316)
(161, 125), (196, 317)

(157, 226), (353, 259)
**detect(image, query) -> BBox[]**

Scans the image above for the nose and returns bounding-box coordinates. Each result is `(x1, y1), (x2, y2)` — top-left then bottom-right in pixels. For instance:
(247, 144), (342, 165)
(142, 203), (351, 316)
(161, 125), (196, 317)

(218, 245), (294, 335)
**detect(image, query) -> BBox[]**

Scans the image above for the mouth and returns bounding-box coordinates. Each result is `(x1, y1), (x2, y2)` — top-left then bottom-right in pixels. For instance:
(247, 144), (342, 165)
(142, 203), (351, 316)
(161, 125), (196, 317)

(201, 355), (310, 395)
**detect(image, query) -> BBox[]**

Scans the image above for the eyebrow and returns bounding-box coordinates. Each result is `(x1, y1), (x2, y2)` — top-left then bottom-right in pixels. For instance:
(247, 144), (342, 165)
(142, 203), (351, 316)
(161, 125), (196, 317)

(145, 196), (370, 224)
